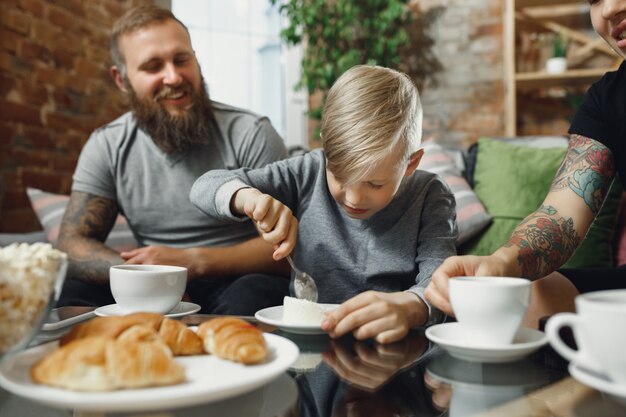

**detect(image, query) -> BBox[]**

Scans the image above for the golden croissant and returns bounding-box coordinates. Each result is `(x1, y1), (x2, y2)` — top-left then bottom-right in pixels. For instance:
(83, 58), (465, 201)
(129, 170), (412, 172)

(197, 317), (267, 365)
(31, 336), (185, 391)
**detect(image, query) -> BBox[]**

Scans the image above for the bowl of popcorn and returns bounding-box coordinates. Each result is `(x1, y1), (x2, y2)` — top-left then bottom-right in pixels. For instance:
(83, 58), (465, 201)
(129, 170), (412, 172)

(0, 243), (68, 359)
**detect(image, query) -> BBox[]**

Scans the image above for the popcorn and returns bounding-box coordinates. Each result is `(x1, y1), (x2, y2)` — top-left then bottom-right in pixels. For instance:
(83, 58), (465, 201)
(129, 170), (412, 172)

(0, 243), (67, 355)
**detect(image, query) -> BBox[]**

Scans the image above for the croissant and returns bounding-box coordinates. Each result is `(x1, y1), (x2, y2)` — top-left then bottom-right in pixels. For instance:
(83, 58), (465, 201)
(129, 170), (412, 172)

(31, 336), (185, 391)
(158, 318), (204, 355)
(197, 317), (267, 365)
(60, 314), (202, 355)
(60, 312), (163, 346)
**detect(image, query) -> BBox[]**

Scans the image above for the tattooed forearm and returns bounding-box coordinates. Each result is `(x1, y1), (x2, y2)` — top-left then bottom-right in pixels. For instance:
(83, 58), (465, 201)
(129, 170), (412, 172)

(551, 135), (616, 214)
(503, 205), (582, 279)
(57, 191), (124, 284)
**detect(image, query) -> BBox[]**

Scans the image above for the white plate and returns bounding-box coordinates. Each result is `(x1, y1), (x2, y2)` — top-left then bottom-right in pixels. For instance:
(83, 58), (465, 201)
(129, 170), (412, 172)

(569, 363), (626, 406)
(0, 332), (299, 412)
(425, 322), (548, 363)
(255, 304), (339, 335)
(94, 301), (201, 318)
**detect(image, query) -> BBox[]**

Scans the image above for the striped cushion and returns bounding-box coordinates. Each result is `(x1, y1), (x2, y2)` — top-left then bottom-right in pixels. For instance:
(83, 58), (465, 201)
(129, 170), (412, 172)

(420, 141), (492, 245)
(27, 188), (138, 252)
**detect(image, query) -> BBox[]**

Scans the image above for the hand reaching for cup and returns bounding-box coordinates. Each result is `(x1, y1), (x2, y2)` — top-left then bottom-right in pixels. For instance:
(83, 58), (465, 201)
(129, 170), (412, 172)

(231, 187), (298, 260)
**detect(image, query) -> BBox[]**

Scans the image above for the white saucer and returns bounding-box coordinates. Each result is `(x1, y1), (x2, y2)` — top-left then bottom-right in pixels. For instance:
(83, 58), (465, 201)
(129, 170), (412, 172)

(94, 301), (201, 318)
(255, 304), (339, 335)
(569, 363), (626, 406)
(425, 322), (548, 363)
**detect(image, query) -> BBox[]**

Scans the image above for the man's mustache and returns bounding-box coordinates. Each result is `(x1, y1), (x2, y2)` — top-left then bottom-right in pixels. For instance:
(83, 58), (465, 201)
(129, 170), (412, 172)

(153, 85), (191, 102)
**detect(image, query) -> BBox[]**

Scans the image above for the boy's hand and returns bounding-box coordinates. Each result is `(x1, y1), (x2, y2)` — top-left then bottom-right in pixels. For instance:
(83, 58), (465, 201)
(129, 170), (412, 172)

(321, 291), (428, 344)
(232, 188), (298, 260)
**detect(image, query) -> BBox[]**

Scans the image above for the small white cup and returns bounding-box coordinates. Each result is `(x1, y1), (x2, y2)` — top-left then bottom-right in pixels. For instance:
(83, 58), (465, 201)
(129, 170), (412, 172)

(109, 265), (187, 314)
(449, 277), (531, 347)
(546, 289), (626, 385)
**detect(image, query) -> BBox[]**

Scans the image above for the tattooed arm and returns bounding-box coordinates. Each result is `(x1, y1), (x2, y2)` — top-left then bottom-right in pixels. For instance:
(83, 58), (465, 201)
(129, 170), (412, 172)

(498, 135), (615, 279)
(57, 191), (124, 285)
(425, 135), (616, 315)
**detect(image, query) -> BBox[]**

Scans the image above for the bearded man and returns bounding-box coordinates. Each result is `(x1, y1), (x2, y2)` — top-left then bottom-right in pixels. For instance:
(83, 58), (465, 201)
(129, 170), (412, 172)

(57, 5), (289, 314)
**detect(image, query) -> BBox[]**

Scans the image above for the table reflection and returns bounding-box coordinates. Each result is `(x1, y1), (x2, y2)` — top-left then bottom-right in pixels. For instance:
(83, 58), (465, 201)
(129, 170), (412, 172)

(285, 330), (442, 417)
(425, 351), (561, 417)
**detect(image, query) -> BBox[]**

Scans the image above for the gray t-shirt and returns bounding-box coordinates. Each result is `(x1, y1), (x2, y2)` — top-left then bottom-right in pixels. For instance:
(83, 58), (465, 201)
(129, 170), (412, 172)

(190, 149), (458, 306)
(72, 102), (288, 248)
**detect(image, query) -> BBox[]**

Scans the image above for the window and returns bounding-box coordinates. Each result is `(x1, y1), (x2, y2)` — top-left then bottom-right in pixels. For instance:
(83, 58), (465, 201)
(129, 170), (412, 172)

(172, 0), (307, 147)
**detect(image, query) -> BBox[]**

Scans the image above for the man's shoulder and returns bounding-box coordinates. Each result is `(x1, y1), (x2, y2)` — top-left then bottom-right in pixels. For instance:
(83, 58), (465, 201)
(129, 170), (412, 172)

(212, 101), (268, 125)
(91, 112), (136, 136)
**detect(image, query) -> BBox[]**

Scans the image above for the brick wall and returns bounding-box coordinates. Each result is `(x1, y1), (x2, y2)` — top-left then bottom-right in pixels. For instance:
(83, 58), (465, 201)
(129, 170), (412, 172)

(0, 0), (150, 232)
(420, 0), (506, 148)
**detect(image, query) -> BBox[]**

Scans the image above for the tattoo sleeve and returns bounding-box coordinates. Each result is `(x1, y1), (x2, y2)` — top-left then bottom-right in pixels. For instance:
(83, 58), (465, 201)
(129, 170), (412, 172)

(57, 191), (124, 285)
(503, 135), (616, 279)
(551, 134), (615, 214)
(504, 205), (582, 279)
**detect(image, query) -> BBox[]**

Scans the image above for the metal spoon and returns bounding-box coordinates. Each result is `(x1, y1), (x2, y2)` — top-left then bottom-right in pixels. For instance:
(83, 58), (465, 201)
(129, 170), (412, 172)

(286, 255), (318, 302)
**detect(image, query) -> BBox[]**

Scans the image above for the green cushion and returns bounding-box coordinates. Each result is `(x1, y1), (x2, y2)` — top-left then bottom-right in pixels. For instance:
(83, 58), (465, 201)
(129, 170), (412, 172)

(460, 138), (621, 269)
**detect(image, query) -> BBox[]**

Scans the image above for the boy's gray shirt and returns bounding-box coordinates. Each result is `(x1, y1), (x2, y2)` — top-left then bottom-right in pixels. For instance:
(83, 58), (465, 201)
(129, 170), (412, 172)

(191, 149), (458, 313)
(72, 102), (287, 248)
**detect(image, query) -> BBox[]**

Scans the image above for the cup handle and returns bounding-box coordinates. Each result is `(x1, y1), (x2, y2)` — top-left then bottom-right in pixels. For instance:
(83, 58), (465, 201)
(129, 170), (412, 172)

(545, 313), (602, 373)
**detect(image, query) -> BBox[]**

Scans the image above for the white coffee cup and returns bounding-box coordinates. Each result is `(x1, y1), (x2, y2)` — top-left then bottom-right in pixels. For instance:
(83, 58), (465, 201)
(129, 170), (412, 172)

(449, 276), (531, 347)
(546, 289), (626, 385)
(109, 265), (187, 314)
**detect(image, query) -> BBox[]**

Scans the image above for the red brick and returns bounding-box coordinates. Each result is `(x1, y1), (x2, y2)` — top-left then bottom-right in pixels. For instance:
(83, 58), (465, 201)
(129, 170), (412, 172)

(20, 0), (46, 18)
(49, 5), (76, 31)
(0, 123), (16, 147)
(12, 147), (53, 168)
(0, 50), (34, 75)
(35, 66), (68, 88)
(22, 126), (55, 149)
(0, 100), (42, 126)
(51, 153), (78, 171)
(1, 9), (30, 35)
(0, 72), (15, 96)
(1, 189), (30, 210)
(75, 57), (101, 78)
(0, 209), (41, 233)
(22, 168), (64, 190)
(55, 32), (83, 55)
(18, 81), (48, 104)
(0, 28), (20, 53)
(53, 0), (84, 17)
(51, 47), (74, 70)
(45, 111), (90, 132)
(84, 43), (110, 63)
(31, 20), (62, 46)
(18, 39), (51, 62)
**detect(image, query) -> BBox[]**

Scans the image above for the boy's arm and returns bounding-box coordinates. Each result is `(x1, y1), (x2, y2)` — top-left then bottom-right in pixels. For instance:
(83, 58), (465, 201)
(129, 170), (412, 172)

(410, 176), (458, 325)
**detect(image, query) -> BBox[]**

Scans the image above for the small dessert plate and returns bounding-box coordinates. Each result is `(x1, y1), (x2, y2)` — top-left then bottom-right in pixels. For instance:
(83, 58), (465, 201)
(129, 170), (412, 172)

(569, 363), (626, 406)
(255, 304), (339, 335)
(425, 322), (548, 363)
(94, 301), (201, 318)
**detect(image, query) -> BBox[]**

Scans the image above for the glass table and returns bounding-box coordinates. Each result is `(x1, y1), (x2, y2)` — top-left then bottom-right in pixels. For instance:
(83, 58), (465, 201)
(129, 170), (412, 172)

(1, 308), (624, 417)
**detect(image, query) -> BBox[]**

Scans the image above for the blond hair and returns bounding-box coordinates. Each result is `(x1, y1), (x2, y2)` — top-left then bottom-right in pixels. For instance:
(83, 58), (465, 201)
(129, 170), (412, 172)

(321, 65), (422, 184)
(110, 6), (190, 79)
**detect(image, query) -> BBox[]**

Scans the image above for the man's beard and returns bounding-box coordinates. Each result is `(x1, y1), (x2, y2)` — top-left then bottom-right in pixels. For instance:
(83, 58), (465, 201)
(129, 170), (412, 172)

(130, 80), (214, 154)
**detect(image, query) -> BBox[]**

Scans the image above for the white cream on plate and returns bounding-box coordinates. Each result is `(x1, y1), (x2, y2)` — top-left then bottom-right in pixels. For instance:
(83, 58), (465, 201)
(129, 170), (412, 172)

(282, 296), (325, 325)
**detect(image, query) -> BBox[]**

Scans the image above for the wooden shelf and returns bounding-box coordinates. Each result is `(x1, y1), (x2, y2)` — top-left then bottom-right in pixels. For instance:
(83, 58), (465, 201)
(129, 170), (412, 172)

(515, 68), (609, 89)
(504, 0), (616, 136)
(516, 0), (581, 7)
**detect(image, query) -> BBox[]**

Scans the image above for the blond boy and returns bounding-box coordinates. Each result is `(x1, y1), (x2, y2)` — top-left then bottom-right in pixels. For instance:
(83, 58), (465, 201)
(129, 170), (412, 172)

(190, 65), (457, 343)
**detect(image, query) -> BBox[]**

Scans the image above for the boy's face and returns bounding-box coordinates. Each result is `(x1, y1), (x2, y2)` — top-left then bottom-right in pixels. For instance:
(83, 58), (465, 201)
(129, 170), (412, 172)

(326, 149), (423, 220)
(590, 0), (626, 59)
